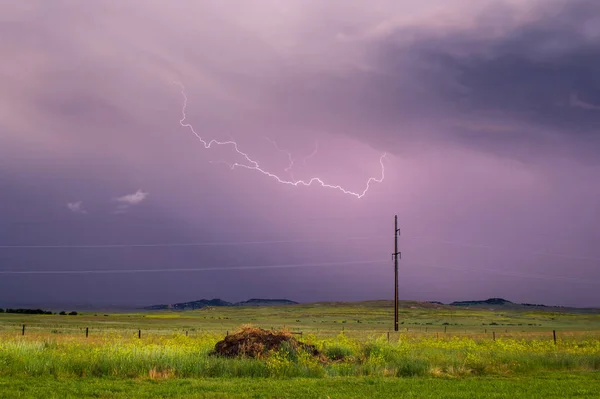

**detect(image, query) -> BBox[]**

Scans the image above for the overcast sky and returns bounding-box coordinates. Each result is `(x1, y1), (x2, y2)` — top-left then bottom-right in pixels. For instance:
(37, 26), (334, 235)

(1, 0), (599, 308)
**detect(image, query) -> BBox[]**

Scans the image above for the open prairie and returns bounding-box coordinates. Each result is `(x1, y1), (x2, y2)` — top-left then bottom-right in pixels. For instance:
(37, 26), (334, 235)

(1, 301), (598, 398)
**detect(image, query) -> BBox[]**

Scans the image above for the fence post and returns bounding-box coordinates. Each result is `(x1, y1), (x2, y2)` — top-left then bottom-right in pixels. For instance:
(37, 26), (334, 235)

(444, 326), (447, 333)
(138, 329), (141, 339)
(387, 331), (390, 342)
(22, 325), (25, 336)
(553, 330), (557, 345)
(493, 331), (496, 341)
(86, 327), (89, 338)
(186, 330), (188, 336)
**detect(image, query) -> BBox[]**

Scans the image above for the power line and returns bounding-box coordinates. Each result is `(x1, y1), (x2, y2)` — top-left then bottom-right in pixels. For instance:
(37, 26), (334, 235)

(0, 235), (386, 250)
(0, 255), (596, 285)
(1, 233), (598, 264)
(0, 259), (388, 275)
(4, 215), (382, 225)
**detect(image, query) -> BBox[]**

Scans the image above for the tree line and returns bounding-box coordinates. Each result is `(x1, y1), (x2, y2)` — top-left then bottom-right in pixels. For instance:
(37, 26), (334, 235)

(0, 308), (77, 315)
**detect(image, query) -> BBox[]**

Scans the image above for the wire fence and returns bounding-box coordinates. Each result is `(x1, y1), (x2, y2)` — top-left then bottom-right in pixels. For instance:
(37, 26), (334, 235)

(2, 323), (599, 344)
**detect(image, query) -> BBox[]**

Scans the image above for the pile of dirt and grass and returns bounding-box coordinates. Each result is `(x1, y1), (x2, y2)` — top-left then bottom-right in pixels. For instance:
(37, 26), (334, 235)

(211, 326), (322, 360)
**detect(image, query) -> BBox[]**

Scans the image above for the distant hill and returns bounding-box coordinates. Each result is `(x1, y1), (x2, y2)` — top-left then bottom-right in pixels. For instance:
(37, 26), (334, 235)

(443, 298), (600, 312)
(145, 299), (232, 311)
(450, 298), (514, 307)
(145, 298), (298, 310)
(234, 299), (298, 307)
(143, 297), (596, 312)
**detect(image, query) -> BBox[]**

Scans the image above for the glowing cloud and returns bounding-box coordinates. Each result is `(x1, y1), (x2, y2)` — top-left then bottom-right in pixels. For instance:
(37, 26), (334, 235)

(116, 189), (149, 205)
(174, 81), (386, 199)
(113, 189), (148, 213)
(67, 201), (87, 214)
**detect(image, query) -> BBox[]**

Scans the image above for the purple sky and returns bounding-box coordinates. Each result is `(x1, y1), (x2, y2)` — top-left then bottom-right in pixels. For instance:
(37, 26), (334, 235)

(1, 0), (599, 308)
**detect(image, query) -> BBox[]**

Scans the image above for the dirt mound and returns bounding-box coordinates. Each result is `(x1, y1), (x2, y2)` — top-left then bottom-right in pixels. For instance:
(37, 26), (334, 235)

(211, 326), (321, 359)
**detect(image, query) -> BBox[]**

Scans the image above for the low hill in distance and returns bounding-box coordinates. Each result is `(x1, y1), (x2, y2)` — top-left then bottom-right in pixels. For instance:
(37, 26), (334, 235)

(447, 298), (599, 313)
(236, 299), (298, 307)
(450, 298), (515, 307)
(145, 298), (298, 310)
(143, 297), (598, 313)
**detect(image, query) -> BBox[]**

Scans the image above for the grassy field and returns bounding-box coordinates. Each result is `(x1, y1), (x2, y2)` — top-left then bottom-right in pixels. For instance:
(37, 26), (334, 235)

(0, 301), (598, 398)
(2, 301), (599, 337)
(1, 374), (599, 399)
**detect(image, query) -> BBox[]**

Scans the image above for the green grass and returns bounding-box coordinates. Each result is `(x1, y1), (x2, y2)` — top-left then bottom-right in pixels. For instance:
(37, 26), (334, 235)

(1, 333), (598, 379)
(0, 373), (598, 398)
(1, 300), (599, 339)
(0, 301), (598, 397)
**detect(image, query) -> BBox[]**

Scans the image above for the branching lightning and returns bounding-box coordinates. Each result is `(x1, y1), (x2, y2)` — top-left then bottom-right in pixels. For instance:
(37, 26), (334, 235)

(174, 81), (386, 199)
(265, 137), (320, 183)
(303, 140), (319, 166)
(265, 136), (295, 174)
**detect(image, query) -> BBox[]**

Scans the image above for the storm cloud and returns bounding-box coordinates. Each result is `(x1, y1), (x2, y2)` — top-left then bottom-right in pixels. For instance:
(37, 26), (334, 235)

(0, 0), (599, 308)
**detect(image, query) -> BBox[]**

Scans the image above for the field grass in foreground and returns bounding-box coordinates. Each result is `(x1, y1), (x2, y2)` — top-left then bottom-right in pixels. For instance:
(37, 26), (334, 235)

(0, 302), (598, 397)
(1, 373), (598, 399)
(1, 331), (599, 378)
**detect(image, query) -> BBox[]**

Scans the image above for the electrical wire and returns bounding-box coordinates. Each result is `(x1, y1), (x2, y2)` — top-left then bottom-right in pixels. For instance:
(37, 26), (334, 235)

(0, 235), (386, 249)
(0, 259), (388, 275)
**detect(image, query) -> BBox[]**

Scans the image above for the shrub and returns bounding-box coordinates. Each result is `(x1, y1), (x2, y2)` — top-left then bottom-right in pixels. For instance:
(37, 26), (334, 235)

(395, 358), (430, 377)
(325, 344), (353, 360)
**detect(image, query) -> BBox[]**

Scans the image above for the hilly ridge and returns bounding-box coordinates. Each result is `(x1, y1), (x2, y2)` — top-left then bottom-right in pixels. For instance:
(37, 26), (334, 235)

(450, 298), (515, 307)
(144, 297), (598, 312)
(145, 298), (298, 310)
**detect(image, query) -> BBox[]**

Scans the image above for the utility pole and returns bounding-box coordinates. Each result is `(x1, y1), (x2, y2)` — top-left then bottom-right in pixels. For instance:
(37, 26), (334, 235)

(392, 215), (400, 331)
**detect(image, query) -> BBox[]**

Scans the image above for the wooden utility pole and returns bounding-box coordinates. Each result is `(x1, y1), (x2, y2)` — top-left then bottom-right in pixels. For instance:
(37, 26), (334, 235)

(392, 215), (401, 331)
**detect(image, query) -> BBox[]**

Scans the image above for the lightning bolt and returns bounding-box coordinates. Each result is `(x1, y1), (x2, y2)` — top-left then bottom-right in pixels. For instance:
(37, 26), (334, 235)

(265, 136), (295, 174)
(174, 81), (386, 199)
(303, 140), (319, 166)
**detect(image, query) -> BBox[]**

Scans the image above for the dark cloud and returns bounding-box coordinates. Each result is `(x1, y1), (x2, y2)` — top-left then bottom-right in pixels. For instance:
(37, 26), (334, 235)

(1, 0), (599, 308)
(213, 0), (600, 160)
(362, 0), (600, 158)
